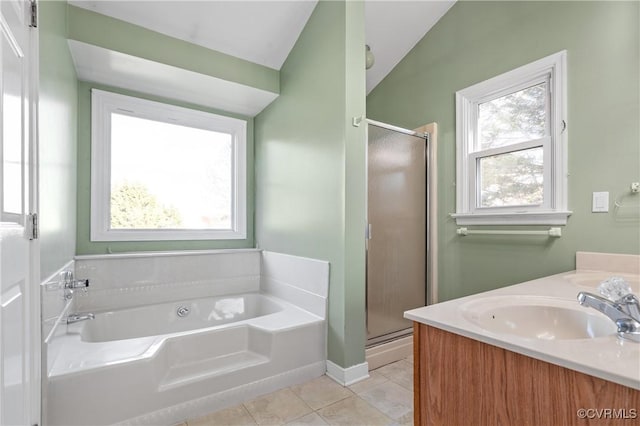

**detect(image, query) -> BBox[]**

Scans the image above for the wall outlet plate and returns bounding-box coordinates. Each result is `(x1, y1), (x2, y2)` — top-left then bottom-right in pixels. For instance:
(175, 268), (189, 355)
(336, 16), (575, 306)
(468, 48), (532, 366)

(631, 182), (640, 193)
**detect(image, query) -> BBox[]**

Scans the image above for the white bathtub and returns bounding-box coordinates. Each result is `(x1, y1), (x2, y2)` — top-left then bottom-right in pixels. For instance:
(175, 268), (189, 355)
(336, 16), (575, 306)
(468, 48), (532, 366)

(46, 291), (326, 425)
(81, 293), (284, 342)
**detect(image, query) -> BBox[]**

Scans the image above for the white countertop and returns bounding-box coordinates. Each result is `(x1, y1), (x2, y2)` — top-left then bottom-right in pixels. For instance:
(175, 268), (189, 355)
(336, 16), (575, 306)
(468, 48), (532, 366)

(405, 269), (640, 390)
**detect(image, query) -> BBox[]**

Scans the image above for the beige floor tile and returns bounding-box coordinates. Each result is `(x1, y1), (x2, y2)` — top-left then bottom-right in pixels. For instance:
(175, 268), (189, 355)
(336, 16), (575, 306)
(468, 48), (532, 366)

(188, 404), (256, 426)
(404, 354), (413, 364)
(285, 412), (329, 425)
(244, 388), (313, 425)
(347, 370), (389, 395)
(387, 420), (413, 426)
(290, 375), (353, 410)
(375, 360), (413, 391)
(359, 381), (412, 423)
(317, 396), (393, 425)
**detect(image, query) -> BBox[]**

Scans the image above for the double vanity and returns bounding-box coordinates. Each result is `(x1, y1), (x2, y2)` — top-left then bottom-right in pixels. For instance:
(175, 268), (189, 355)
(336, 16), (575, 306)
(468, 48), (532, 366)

(406, 252), (640, 425)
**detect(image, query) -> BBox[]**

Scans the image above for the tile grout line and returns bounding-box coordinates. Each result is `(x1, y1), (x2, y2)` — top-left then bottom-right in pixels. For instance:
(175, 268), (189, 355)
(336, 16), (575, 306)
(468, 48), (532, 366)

(287, 379), (354, 425)
(353, 393), (396, 423)
(240, 402), (259, 426)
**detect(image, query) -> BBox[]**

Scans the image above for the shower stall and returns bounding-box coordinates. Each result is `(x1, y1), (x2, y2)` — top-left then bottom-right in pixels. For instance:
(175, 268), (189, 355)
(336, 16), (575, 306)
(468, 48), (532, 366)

(366, 119), (430, 346)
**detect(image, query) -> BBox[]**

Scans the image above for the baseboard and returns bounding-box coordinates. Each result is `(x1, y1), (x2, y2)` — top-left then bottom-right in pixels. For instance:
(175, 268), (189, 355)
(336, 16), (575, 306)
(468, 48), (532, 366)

(365, 336), (413, 370)
(325, 360), (369, 386)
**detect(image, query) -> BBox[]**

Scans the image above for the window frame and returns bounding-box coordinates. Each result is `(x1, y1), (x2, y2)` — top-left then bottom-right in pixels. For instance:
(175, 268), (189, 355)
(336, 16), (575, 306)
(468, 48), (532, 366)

(90, 89), (247, 241)
(453, 51), (571, 225)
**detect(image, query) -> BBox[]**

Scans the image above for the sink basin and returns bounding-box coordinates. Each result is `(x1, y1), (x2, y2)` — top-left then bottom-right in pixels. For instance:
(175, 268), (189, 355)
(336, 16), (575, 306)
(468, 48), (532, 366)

(564, 272), (640, 295)
(460, 296), (617, 340)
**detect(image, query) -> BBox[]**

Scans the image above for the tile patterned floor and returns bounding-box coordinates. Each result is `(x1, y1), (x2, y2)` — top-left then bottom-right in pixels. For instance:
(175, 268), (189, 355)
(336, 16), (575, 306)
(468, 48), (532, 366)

(183, 357), (414, 426)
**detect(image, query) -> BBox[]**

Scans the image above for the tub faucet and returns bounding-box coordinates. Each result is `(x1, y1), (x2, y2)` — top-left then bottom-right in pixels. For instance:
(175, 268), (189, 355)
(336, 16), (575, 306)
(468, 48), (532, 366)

(60, 271), (90, 300)
(577, 292), (640, 342)
(66, 313), (95, 324)
(65, 278), (90, 289)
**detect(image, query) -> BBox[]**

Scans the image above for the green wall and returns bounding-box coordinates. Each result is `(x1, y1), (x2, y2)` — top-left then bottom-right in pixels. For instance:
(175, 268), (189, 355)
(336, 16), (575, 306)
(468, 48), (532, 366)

(367, 1), (640, 302)
(69, 3), (265, 254)
(39, 0), (78, 279)
(67, 5), (279, 95)
(343, 0), (367, 368)
(254, 0), (367, 368)
(75, 82), (255, 254)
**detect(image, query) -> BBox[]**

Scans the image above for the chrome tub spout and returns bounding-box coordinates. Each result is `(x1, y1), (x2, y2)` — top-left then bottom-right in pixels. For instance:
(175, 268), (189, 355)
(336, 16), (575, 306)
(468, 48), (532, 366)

(66, 313), (95, 324)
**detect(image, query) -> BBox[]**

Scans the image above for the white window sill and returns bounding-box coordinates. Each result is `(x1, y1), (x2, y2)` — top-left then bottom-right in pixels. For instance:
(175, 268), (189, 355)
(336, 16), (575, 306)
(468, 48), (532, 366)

(451, 211), (572, 226)
(90, 229), (247, 242)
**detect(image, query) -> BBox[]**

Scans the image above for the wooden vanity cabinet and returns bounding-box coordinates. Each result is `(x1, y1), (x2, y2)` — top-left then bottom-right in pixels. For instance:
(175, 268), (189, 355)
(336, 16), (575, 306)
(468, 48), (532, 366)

(413, 323), (640, 426)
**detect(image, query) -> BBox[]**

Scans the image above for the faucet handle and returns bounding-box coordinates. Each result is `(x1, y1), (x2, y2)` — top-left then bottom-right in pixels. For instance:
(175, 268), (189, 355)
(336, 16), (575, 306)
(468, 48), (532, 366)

(64, 278), (90, 289)
(598, 277), (633, 301)
(617, 293), (640, 303)
(616, 293), (640, 321)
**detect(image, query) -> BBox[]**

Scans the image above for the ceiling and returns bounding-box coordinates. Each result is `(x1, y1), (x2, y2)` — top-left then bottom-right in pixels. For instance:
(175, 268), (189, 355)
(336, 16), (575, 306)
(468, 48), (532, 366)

(365, 1), (456, 93)
(69, 0), (456, 94)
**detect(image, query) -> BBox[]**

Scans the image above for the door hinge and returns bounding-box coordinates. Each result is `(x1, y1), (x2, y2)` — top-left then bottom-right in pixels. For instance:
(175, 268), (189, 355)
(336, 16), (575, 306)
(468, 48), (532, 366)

(29, 0), (37, 28)
(26, 213), (38, 240)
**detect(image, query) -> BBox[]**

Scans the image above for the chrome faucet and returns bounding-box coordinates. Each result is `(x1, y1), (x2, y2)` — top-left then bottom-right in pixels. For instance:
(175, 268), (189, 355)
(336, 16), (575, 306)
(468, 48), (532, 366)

(57, 270), (91, 300)
(65, 278), (90, 289)
(577, 292), (640, 342)
(66, 313), (95, 324)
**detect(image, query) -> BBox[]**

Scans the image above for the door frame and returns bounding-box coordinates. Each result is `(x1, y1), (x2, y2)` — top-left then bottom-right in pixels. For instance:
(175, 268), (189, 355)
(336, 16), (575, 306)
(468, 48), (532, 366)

(28, 0), (41, 422)
(414, 122), (438, 306)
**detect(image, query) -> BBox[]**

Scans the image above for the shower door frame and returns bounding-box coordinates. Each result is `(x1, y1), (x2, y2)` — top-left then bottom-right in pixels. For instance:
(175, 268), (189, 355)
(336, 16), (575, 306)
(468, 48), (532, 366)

(364, 119), (431, 347)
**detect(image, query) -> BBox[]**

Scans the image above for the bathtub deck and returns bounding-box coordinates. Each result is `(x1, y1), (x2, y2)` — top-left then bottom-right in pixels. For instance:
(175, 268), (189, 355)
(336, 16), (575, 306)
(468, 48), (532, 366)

(160, 350), (269, 391)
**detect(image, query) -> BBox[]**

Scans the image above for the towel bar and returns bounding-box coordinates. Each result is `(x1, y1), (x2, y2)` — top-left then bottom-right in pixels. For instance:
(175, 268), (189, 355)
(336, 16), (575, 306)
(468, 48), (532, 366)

(456, 227), (562, 237)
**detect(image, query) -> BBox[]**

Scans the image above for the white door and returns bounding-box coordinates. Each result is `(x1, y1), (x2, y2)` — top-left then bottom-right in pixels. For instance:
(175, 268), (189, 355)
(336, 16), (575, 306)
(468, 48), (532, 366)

(1, 0), (37, 425)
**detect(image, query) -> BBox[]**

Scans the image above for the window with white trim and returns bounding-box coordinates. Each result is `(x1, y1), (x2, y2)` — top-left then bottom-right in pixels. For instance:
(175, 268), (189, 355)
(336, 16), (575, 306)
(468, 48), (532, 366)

(453, 51), (571, 225)
(91, 89), (247, 241)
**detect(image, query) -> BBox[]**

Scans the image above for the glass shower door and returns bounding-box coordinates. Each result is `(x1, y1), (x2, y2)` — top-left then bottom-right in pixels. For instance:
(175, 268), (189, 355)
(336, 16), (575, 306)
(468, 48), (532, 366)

(366, 123), (426, 345)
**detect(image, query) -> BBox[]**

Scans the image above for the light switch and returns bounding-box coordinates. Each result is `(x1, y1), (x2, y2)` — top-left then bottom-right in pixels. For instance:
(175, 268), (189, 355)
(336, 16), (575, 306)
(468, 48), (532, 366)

(592, 192), (609, 213)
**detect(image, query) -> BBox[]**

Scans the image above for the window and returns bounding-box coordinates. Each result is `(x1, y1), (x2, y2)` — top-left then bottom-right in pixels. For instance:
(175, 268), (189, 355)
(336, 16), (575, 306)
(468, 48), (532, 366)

(91, 89), (247, 241)
(453, 51), (570, 225)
